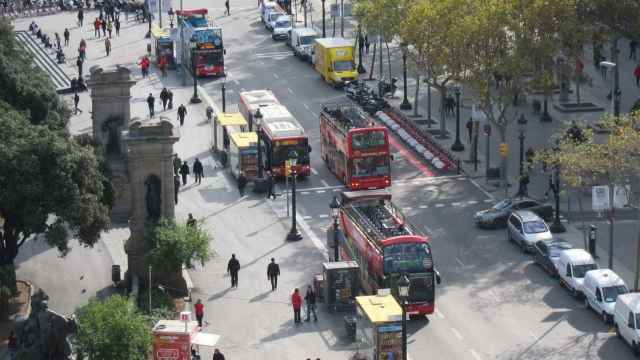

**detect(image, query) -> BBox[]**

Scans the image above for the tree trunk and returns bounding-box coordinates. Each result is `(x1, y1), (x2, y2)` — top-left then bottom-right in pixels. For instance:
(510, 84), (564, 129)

(368, 41), (377, 80)
(378, 35), (383, 83)
(608, 184), (616, 269)
(413, 73), (420, 117)
(576, 73), (581, 104)
(612, 37), (620, 116)
(577, 188), (588, 249)
(438, 86), (447, 136)
(385, 41), (392, 83)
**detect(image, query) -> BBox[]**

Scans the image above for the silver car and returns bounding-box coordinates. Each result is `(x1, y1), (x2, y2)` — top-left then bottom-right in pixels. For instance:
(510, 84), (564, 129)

(507, 210), (552, 252)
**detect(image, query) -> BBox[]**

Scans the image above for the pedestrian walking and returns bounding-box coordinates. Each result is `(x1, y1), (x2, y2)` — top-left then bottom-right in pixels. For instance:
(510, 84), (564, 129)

(364, 34), (370, 54)
(73, 92), (81, 114)
(634, 64), (640, 86)
(107, 20), (113, 38)
(465, 118), (472, 143)
(516, 174), (529, 198)
(187, 213), (197, 227)
(194, 299), (204, 327)
(114, 18), (120, 36)
(63, 28), (69, 46)
(177, 104), (187, 126)
(76, 57), (83, 79)
(267, 258), (280, 290)
(173, 154), (181, 176)
(304, 285), (317, 322)
(225, 0), (230, 15)
(101, 17), (107, 37)
(544, 173), (554, 198)
(266, 171), (275, 199)
(193, 158), (204, 184)
(630, 39), (638, 60)
(227, 254), (240, 288)
(55, 32), (61, 49)
(212, 349), (226, 360)
(174, 175), (180, 204)
(104, 37), (111, 56)
(78, 8), (84, 26)
(179, 161), (190, 185)
(78, 40), (86, 61)
(168, 90), (174, 109)
(160, 87), (169, 110)
(7, 330), (17, 360)
(146, 93), (155, 117)
(358, 32), (364, 55)
(159, 56), (168, 77)
(237, 172), (247, 196)
(139, 55), (150, 77)
(291, 288), (302, 324)
(94, 17), (101, 38)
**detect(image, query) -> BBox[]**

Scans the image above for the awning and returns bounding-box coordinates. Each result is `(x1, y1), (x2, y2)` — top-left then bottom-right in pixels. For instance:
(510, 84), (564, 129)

(192, 332), (220, 347)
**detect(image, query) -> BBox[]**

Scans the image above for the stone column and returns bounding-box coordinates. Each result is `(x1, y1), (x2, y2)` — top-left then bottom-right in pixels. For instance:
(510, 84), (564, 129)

(87, 65), (137, 222)
(123, 118), (179, 284)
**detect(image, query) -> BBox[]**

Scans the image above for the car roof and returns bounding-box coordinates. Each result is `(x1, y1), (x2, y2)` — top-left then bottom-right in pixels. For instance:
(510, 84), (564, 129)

(293, 27), (317, 36)
(560, 248), (595, 265)
(512, 210), (543, 222)
(618, 293), (640, 312)
(585, 269), (626, 287)
(544, 238), (573, 248)
(275, 15), (291, 21)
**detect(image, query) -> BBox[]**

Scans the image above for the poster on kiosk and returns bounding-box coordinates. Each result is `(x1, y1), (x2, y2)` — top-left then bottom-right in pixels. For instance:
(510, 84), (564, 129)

(153, 311), (220, 360)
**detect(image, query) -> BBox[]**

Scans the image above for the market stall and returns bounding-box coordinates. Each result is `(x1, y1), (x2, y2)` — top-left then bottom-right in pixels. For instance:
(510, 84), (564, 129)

(353, 294), (404, 360)
(211, 112), (248, 162)
(153, 314), (220, 360)
(322, 261), (359, 312)
(228, 132), (258, 181)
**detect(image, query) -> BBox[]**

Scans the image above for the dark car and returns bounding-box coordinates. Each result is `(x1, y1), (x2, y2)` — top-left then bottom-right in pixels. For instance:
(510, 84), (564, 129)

(532, 238), (574, 277)
(473, 198), (553, 229)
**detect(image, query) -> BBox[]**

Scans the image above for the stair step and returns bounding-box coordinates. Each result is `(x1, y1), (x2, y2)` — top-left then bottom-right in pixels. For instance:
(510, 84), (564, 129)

(14, 30), (72, 94)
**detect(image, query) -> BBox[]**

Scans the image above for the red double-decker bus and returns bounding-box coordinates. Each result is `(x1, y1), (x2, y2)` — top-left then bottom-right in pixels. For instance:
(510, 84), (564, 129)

(178, 8), (225, 77)
(320, 102), (391, 190)
(338, 190), (440, 316)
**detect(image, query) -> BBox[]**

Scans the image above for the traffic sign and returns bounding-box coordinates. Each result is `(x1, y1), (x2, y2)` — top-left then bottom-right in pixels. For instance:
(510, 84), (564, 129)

(499, 143), (508, 158)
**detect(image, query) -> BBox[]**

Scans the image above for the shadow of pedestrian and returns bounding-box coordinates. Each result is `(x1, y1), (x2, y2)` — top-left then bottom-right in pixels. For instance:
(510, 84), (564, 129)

(249, 290), (272, 303)
(207, 286), (232, 301)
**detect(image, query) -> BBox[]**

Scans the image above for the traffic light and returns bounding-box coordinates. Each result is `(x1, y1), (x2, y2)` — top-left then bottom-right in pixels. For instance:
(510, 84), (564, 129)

(285, 160), (292, 176)
(499, 143), (509, 158)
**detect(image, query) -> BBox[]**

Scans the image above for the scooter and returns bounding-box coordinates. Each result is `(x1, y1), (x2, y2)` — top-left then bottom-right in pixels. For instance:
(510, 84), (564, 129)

(377, 77), (398, 98)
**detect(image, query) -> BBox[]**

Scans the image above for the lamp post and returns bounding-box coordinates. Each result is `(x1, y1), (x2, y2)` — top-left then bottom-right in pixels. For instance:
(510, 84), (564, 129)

(330, 196), (341, 261)
(189, 37), (201, 104)
(221, 79), (227, 112)
(357, 27), (366, 74)
(286, 150), (303, 241)
(517, 114), (527, 176)
(321, 0), (326, 37)
(168, 7), (174, 28)
(255, 109), (264, 178)
(600, 61), (617, 116)
(550, 142), (566, 233)
(400, 43), (411, 110)
(398, 274), (410, 360)
(145, 5), (152, 38)
(450, 86), (464, 151)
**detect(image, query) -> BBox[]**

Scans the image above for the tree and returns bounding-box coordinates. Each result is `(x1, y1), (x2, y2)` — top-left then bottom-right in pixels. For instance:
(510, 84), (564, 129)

(75, 295), (153, 360)
(147, 219), (211, 275)
(536, 114), (640, 272)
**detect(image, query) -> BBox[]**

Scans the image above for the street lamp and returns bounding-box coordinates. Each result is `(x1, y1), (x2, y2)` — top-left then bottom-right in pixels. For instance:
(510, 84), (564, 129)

(321, 0), (326, 38)
(286, 150), (303, 241)
(145, 6), (152, 38)
(550, 142), (566, 233)
(168, 7), (174, 28)
(517, 114), (527, 176)
(221, 78), (227, 112)
(255, 109), (264, 178)
(400, 43), (412, 111)
(329, 196), (341, 261)
(599, 61), (617, 116)
(450, 86), (464, 151)
(397, 274), (410, 360)
(189, 37), (201, 104)
(357, 27), (366, 74)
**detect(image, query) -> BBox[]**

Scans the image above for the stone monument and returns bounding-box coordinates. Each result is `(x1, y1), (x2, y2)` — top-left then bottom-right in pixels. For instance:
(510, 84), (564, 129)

(87, 65), (137, 222)
(123, 118), (179, 284)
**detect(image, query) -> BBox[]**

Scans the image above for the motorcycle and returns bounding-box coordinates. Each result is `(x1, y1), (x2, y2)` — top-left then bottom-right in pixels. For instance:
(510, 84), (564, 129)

(377, 77), (398, 98)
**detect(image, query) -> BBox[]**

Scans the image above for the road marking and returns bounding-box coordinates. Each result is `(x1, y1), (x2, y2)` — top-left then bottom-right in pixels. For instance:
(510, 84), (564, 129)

(295, 184), (345, 192)
(484, 199), (494, 203)
(455, 257), (465, 267)
(435, 309), (445, 319)
(316, 190), (326, 194)
(467, 200), (479, 205)
(311, 111), (318, 117)
(301, 191), (311, 195)
(333, 188), (341, 192)
(387, 132), (435, 177)
(469, 177), (496, 200)
(310, 167), (318, 175)
(423, 225), (433, 234)
(303, 103), (310, 110)
(450, 327), (463, 340)
(297, 212), (329, 261)
(302, 215), (312, 220)
(451, 202), (462, 207)
(435, 204), (445, 208)
(287, 87), (293, 94)
(469, 349), (483, 360)
(318, 214), (329, 218)
(320, 179), (330, 187)
(255, 51), (291, 59)
(403, 207), (413, 211)
(418, 205), (429, 209)
(273, 73), (279, 79)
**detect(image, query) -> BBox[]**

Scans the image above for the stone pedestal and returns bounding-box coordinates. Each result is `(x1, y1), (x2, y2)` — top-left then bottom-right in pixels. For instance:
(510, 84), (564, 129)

(87, 65), (137, 222)
(123, 118), (179, 284)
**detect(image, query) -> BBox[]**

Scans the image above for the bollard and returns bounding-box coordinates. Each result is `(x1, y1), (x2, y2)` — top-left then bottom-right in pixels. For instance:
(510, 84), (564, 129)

(588, 224), (598, 259)
(457, 158), (461, 175)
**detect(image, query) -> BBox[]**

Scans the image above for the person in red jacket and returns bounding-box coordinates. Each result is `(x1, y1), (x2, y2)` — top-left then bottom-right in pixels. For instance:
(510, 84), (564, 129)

(291, 288), (302, 324)
(194, 299), (204, 327)
(634, 64), (640, 86)
(159, 56), (168, 78)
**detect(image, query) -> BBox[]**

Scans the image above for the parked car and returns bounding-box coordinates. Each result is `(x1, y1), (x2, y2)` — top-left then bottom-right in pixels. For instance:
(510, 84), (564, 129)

(507, 210), (553, 252)
(532, 238), (573, 278)
(614, 293), (640, 355)
(583, 269), (628, 324)
(271, 15), (292, 40)
(557, 248), (598, 298)
(473, 198), (553, 229)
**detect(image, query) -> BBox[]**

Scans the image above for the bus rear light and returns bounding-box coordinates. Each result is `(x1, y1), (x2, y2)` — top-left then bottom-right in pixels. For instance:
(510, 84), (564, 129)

(351, 181), (359, 189)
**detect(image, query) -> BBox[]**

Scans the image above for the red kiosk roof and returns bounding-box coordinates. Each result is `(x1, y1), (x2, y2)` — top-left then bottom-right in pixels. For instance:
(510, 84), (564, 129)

(175, 8), (208, 16)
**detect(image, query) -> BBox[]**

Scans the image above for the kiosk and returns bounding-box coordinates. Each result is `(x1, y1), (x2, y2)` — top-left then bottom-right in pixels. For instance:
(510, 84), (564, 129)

(211, 112), (248, 155)
(323, 261), (359, 312)
(150, 26), (175, 69)
(152, 316), (220, 360)
(353, 295), (404, 360)
(228, 132), (258, 181)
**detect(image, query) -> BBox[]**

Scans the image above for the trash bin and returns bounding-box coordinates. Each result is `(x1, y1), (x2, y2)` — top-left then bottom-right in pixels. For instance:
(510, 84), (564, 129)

(111, 265), (121, 284)
(344, 315), (356, 342)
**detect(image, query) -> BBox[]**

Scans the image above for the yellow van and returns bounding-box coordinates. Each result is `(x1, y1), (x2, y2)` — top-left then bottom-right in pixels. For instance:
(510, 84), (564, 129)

(313, 37), (358, 87)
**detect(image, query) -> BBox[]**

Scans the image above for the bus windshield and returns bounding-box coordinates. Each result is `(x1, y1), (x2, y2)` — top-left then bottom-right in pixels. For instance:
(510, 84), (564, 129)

(351, 130), (386, 150)
(272, 141), (310, 165)
(383, 243), (432, 274)
(352, 156), (389, 178)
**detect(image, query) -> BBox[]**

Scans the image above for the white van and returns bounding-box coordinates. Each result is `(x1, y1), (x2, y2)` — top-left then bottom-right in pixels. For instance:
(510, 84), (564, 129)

(556, 249), (598, 298)
(583, 269), (628, 323)
(290, 27), (317, 62)
(272, 15), (292, 40)
(614, 293), (640, 355)
(265, 9), (284, 31)
(260, 1), (277, 22)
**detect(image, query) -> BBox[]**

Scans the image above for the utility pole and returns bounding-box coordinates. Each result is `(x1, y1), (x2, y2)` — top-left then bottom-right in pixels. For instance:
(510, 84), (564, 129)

(158, 0), (162, 28)
(339, 0), (343, 37)
(180, 0), (185, 86)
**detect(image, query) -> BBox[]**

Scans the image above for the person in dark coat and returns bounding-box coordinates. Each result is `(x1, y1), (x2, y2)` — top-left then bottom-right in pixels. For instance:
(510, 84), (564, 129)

(237, 172), (247, 196)
(212, 349), (225, 360)
(193, 158), (204, 184)
(146, 93), (155, 117)
(173, 154), (181, 176)
(160, 87), (169, 111)
(177, 104), (187, 126)
(101, 17), (107, 37)
(73, 93), (81, 114)
(227, 254), (240, 288)
(187, 213), (196, 227)
(77, 8), (84, 26)
(364, 34), (370, 54)
(465, 118), (472, 143)
(114, 18), (120, 36)
(265, 171), (275, 199)
(179, 161), (190, 185)
(174, 175), (180, 204)
(168, 89), (174, 109)
(304, 285), (317, 322)
(63, 28), (70, 46)
(267, 258), (280, 290)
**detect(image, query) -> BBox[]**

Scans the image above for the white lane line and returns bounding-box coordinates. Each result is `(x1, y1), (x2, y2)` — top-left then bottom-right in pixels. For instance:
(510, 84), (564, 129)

(297, 212), (329, 261)
(451, 202), (462, 207)
(467, 200), (479, 205)
(403, 207), (413, 211)
(435, 204), (445, 208)
(332, 188), (341, 192)
(450, 327), (464, 340)
(320, 179), (330, 187)
(435, 309), (445, 319)
(303, 103), (310, 110)
(318, 214), (329, 218)
(469, 177), (496, 200)
(287, 87), (293, 94)
(301, 191), (311, 195)
(316, 190), (326, 194)
(418, 205), (429, 209)
(455, 257), (465, 267)
(311, 111), (318, 117)
(302, 215), (312, 220)
(310, 167), (319, 175)
(273, 73), (279, 79)
(469, 349), (483, 360)
(484, 199), (494, 203)
(295, 184), (345, 192)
